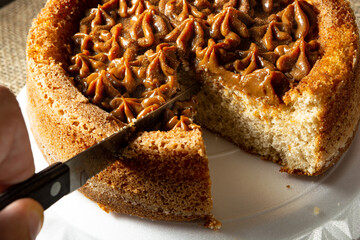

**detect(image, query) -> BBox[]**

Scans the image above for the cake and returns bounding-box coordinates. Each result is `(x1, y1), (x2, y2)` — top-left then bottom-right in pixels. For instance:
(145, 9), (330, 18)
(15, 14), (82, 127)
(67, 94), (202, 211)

(26, 0), (360, 229)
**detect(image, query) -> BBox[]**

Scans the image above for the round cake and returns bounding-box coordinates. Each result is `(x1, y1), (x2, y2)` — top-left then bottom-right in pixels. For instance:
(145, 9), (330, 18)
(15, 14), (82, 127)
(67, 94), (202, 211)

(26, 0), (360, 228)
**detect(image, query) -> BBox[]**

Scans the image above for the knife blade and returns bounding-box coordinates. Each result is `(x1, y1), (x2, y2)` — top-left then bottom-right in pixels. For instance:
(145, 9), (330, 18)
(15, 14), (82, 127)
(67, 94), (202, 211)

(0, 83), (200, 211)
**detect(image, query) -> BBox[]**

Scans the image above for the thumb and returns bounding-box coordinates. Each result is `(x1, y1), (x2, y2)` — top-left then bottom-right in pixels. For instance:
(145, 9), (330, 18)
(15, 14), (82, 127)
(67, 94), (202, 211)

(0, 198), (44, 240)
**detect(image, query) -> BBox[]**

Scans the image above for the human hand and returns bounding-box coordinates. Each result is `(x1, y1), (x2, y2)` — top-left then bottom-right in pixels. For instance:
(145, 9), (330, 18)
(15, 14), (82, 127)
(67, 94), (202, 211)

(0, 86), (44, 240)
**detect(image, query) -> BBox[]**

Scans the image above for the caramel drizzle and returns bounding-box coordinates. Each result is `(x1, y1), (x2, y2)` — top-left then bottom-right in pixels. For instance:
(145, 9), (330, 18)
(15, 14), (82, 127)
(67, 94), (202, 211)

(69, 0), (320, 129)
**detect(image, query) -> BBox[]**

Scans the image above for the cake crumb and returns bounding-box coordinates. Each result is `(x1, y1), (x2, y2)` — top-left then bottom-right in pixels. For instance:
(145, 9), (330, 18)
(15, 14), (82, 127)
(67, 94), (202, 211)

(204, 215), (222, 230)
(98, 203), (110, 213)
(286, 185), (291, 189)
(313, 206), (320, 216)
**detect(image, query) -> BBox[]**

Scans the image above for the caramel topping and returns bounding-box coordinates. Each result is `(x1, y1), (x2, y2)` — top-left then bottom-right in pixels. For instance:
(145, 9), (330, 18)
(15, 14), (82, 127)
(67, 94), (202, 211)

(159, 0), (208, 26)
(232, 43), (276, 75)
(119, 0), (146, 17)
(107, 58), (140, 93)
(280, 0), (309, 39)
(110, 96), (143, 122)
(163, 97), (197, 130)
(240, 69), (289, 104)
(130, 9), (169, 47)
(69, 51), (108, 78)
(276, 38), (316, 81)
(69, 0), (320, 128)
(164, 16), (206, 53)
(85, 70), (121, 105)
(252, 20), (293, 51)
(209, 7), (252, 50)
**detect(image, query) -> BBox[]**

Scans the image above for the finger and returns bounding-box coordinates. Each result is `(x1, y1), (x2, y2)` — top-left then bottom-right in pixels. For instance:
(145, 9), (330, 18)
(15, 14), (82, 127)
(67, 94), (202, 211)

(0, 198), (44, 240)
(0, 86), (34, 188)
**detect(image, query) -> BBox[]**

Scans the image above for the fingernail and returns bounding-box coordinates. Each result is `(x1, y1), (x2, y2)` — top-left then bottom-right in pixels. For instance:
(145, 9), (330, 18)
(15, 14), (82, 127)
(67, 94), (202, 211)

(27, 208), (43, 240)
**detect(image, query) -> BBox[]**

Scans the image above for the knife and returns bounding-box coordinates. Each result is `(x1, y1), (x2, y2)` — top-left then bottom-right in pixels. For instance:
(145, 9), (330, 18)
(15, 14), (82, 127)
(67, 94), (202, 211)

(0, 83), (200, 211)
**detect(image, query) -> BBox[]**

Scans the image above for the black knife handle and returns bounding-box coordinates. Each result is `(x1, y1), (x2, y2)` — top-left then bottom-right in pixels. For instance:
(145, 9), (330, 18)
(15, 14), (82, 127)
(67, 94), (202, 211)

(0, 162), (70, 211)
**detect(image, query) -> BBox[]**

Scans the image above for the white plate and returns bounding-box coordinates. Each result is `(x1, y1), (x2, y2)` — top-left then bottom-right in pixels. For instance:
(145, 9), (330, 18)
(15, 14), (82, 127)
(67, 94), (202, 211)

(17, 88), (360, 240)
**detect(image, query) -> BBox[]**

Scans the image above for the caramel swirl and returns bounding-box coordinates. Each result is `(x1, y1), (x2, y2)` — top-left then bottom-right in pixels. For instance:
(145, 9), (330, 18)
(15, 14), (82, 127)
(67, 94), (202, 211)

(232, 43), (276, 75)
(69, 0), (320, 127)
(250, 20), (292, 51)
(69, 51), (107, 78)
(279, 0), (310, 39)
(110, 96), (143, 122)
(119, 0), (146, 17)
(81, 5), (116, 34)
(107, 58), (140, 93)
(144, 43), (179, 92)
(164, 16), (206, 53)
(159, 0), (208, 26)
(276, 38), (318, 81)
(209, 7), (253, 50)
(130, 8), (171, 47)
